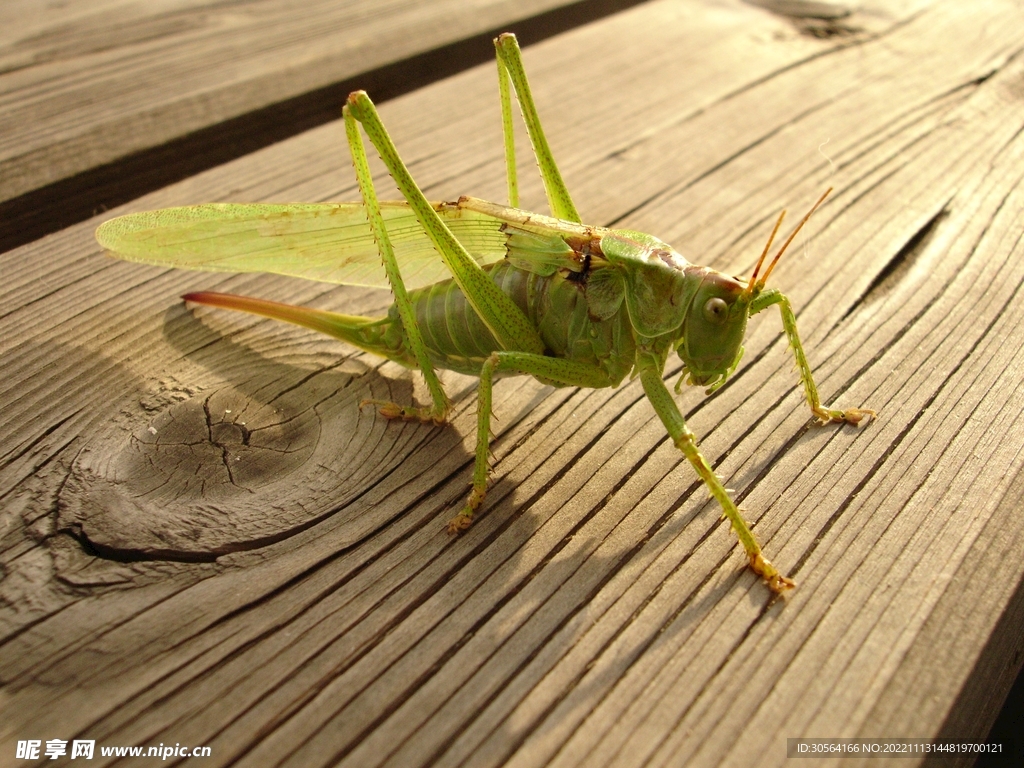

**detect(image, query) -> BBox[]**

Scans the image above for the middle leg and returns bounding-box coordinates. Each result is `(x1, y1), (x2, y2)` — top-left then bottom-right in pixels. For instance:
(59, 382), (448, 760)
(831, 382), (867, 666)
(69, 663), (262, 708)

(448, 351), (612, 533)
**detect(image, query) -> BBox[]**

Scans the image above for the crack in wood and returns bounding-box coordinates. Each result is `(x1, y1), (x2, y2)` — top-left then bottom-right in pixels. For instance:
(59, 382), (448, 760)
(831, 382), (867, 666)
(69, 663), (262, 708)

(842, 204), (949, 321)
(792, 246), (1024, 580)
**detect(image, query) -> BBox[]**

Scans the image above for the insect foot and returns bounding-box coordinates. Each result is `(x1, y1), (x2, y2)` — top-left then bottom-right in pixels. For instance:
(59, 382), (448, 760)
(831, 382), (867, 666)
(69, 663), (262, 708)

(749, 552), (797, 594)
(447, 486), (487, 534)
(812, 405), (877, 427)
(360, 399), (448, 425)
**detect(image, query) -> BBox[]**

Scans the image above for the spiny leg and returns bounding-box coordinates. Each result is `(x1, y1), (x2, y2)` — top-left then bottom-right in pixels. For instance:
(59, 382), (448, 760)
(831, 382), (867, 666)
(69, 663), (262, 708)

(496, 40), (519, 209)
(637, 356), (794, 593)
(447, 353), (498, 534)
(749, 289), (875, 426)
(343, 104), (450, 424)
(345, 91), (545, 359)
(447, 351), (612, 533)
(493, 34), (581, 224)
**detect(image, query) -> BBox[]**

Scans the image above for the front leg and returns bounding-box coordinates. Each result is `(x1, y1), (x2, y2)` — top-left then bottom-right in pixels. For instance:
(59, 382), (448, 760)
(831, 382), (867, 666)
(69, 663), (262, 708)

(750, 289), (876, 427)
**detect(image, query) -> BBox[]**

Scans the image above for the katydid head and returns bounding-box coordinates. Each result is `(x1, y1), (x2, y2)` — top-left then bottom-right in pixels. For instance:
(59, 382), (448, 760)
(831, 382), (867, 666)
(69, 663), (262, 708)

(677, 188), (832, 393)
(676, 270), (749, 392)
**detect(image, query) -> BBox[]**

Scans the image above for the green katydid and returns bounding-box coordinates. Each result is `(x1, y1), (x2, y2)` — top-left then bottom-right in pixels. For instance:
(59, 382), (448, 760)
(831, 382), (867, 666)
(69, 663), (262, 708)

(96, 33), (874, 594)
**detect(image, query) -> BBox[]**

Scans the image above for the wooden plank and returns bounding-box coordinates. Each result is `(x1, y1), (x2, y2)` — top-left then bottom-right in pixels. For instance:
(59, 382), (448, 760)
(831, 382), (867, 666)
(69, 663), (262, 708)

(3, 0), (1024, 765)
(0, 0), (623, 207)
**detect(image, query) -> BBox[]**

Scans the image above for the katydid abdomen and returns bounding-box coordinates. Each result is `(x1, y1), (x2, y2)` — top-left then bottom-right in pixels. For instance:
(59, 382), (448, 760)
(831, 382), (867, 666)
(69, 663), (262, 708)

(403, 261), (635, 384)
(187, 259), (636, 385)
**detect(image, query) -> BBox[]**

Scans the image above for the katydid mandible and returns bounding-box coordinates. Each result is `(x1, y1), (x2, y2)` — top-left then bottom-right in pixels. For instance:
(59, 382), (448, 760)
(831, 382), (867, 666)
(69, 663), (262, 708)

(96, 33), (874, 594)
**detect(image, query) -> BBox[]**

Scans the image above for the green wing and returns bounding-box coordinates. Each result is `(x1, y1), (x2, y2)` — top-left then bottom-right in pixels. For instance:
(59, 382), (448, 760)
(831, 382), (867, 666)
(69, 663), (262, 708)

(96, 201), (513, 291)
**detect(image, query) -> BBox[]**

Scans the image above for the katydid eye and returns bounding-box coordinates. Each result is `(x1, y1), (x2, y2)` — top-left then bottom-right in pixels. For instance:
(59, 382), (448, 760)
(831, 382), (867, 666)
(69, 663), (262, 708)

(703, 297), (729, 323)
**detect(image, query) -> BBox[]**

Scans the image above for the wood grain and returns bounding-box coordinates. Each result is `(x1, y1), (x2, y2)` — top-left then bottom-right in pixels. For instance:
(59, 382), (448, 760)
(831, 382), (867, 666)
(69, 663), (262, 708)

(0, 0), (631, 206)
(3, 0), (1024, 765)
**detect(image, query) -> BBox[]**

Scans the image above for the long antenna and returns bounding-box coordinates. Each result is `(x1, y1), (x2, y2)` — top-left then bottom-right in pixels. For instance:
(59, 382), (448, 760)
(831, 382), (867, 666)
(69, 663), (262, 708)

(747, 209), (786, 292)
(746, 187), (832, 298)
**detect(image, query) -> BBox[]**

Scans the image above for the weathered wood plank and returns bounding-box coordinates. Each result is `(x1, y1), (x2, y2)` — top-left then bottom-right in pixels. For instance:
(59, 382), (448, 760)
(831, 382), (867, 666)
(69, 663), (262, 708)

(0, 0), (620, 206)
(2, 0), (1024, 766)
